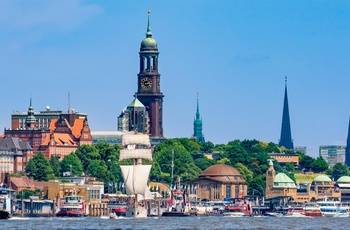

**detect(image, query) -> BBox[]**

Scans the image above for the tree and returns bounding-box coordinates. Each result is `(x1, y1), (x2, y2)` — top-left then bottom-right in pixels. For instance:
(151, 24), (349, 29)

(50, 155), (61, 177)
(234, 162), (253, 183)
(86, 160), (108, 181)
(299, 155), (314, 171)
(200, 141), (214, 153)
(25, 152), (55, 181)
(60, 153), (83, 176)
(285, 162), (295, 173)
(311, 157), (329, 173)
(332, 163), (349, 181)
(75, 145), (100, 171)
(194, 157), (215, 170)
(16, 189), (42, 199)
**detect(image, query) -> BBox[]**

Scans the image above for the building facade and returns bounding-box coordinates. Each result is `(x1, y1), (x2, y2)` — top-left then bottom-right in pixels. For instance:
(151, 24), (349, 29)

(189, 164), (247, 201)
(319, 145), (346, 166)
(4, 100), (92, 159)
(134, 11), (164, 138)
(268, 153), (299, 168)
(118, 98), (149, 134)
(0, 137), (33, 179)
(266, 160), (341, 203)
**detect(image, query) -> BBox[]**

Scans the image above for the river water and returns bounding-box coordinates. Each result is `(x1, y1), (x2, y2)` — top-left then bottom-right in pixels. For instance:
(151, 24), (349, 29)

(1, 216), (348, 229)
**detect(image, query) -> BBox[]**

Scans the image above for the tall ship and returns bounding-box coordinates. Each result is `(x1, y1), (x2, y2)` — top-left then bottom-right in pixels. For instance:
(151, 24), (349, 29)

(119, 132), (153, 218)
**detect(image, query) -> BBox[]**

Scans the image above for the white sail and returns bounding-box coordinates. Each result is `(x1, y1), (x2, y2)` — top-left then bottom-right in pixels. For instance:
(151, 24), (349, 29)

(122, 133), (151, 147)
(120, 165), (152, 196)
(119, 149), (152, 161)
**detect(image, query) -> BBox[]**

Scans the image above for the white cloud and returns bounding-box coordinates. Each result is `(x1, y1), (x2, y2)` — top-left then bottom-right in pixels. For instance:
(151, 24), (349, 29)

(0, 0), (102, 31)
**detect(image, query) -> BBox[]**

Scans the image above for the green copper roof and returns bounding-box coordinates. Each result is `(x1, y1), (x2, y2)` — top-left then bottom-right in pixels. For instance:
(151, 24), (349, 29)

(141, 10), (157, 49)
(127, 97), (145, 108)
(313, 175), (331, 182)
(273, 173), (296, 188)
(268, 159), (274, 166)
(337, 176), (350, 183)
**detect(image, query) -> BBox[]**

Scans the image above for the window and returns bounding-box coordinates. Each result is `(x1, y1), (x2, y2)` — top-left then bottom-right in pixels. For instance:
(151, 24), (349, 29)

(226, 185), (231, 198)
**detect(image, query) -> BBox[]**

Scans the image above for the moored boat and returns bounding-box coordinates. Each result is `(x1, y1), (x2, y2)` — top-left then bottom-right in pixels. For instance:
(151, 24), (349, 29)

(304, 202), (323, 217)
(0, 209), (11, 219)
(223, 203), (252, 217)
(56, 196), (85, 217)
(317, 200), (349, 217)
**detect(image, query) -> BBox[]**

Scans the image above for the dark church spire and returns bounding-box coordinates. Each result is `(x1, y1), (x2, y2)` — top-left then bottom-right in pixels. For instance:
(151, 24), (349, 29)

(345, 114), (350, 166)
(279, 77), (294, 150)
(193, 93), (205, 143)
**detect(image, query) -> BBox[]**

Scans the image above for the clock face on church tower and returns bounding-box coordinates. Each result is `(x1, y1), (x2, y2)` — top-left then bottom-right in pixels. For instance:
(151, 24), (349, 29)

(141, 78), (152, 90)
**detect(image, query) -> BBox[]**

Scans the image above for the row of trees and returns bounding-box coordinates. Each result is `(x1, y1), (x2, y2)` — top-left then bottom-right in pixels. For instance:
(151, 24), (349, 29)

(24, 137), (349, 196)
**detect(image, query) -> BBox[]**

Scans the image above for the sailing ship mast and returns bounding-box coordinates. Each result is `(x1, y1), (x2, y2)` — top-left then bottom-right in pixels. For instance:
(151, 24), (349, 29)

(119, 132), (153, 217)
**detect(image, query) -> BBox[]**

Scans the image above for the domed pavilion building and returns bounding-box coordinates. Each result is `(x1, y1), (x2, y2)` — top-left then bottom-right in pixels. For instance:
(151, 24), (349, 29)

(266, 160), (341, 203)
(336, 176), (350, 202)
(188, 164), (247, 201)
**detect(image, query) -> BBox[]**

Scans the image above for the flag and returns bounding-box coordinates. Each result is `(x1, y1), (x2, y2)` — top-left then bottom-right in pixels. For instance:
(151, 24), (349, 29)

(108, 182), (113, 187)
(194, 185), (197, 193)
(156, 185), (159, 192)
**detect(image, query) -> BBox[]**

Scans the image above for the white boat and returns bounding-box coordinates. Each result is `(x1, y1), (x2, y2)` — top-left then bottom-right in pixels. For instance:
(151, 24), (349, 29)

(119, 132), (154, 218)
(317, 200), (349, 217)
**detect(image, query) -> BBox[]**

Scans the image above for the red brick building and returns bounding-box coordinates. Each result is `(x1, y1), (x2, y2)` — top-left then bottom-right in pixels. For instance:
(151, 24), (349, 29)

(4, 100), (92, 159)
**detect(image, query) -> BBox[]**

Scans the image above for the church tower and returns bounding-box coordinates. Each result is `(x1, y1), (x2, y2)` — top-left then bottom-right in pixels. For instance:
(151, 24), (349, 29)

(279, 77), (294, 150)
(135, 10), (164, 138)
(193, 94), (205, 143)
(345, 115), (350, 166)
(25, 97), (36, 129)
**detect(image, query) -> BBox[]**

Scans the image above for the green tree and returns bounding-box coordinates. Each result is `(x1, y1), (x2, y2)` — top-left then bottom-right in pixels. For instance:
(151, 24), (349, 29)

(75, 145), (100, 171)
(200, 141), (214, 153)
(285, 162), (295, 173)
(332, 163), (349, 181)
(50, 155), (61, 177)
(86, 160), (108, 181)
(60, 153), (83, 176)
(299, 155), (314, 171)
(234, 162), (253, 183)
(16, 189), (42, 199)
(194, 157), (215, 170)
(25, 152), (55, 181)
(311, 157), (329, 173)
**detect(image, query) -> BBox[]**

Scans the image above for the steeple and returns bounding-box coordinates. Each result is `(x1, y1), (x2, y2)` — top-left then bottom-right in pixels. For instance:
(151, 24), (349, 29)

(26, 97), (36, 128)
(193, 93), (205, 143)
(146, 9), (152, 37)
(345, 114), (350, 166)
(279, 77), (294, 150)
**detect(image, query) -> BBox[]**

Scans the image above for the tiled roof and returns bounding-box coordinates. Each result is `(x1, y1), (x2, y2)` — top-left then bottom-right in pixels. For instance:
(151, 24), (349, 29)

(11, 176), (35, 188)
(71, 118), (84, 138)
(53, 133), (75, 146)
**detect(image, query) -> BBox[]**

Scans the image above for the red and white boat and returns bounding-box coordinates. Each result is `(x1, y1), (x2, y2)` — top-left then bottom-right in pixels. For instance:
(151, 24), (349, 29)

(56, 196), (86, 217)
(304, 202), (323, 217)
(223, 203), (252, 217)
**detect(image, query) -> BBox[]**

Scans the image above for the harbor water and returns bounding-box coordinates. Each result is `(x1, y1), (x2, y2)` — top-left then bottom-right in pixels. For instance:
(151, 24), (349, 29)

(1, 216), (349, 229)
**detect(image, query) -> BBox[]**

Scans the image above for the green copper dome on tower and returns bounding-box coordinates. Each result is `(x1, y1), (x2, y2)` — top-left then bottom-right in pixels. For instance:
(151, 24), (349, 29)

(141, 10), (158, 50)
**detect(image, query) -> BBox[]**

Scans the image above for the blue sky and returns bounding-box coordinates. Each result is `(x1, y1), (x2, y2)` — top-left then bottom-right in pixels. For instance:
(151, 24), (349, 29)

(1, 0), (350, 157)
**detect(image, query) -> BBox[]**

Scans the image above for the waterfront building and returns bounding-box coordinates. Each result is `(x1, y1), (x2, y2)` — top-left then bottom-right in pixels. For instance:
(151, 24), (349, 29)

(5, 175), (47, 195)
(336, 176), (350, 202)
(193, 94), (205, 143)
(0, 137), (33, 181)
(134, 10), (164, 139)
(266, 160), (341, 203)
(4, 100), (92, 159)
(319, 145), (345, 166)
(46, 177), (104, 204)
(279, 78), (294, 150)
(345, 115), (350, 167)
(189, 164), (247, 201)
(268, 152), (299, 168)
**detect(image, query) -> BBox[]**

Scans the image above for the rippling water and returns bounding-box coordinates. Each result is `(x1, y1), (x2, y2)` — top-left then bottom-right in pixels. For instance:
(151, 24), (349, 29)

(1, 216), (350, 229)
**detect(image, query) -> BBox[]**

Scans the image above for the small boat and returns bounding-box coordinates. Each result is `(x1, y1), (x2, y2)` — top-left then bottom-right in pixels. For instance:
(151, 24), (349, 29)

(0, 209), (11, 219)
(284, 207), (307, 217)
(304, 203), (323, 217)
(265, 212), (283, 217)
(162, 178), (191, 217)
(56, 196), (85, 217)
(223, 203), (252, 217)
